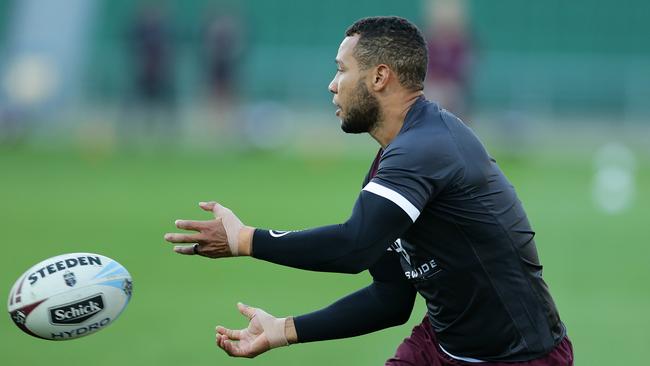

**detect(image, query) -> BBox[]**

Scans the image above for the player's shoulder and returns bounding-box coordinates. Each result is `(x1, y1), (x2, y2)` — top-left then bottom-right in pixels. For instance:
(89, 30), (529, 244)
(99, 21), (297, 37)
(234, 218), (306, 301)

(378, 102), (470, 180)
(385, 107), (459, 160)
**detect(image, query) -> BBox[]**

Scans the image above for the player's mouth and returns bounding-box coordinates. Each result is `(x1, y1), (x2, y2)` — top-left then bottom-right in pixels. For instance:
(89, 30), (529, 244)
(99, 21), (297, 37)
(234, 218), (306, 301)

(333, 100), (342, 117)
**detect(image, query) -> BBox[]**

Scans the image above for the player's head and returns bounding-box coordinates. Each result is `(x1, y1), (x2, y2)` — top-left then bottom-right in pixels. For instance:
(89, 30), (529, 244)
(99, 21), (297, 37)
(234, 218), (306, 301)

(329, 16), (427, 134)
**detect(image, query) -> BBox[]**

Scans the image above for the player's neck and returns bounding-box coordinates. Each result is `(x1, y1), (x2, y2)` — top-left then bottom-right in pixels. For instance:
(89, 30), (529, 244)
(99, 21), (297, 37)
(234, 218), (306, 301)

(370, 92), (423, 148)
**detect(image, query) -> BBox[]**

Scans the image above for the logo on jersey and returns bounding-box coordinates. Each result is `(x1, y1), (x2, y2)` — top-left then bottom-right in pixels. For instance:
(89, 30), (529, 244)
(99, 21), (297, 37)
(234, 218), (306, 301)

(389, 239), (411, 264)
(269, 230), (292, 238)
(390, 239), (441, 280)
(404, 258), (441, 280)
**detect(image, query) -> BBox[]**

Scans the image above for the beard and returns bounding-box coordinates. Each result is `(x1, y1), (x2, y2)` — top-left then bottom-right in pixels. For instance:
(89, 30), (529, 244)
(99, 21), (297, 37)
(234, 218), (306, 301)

(340, 78), (381, 134)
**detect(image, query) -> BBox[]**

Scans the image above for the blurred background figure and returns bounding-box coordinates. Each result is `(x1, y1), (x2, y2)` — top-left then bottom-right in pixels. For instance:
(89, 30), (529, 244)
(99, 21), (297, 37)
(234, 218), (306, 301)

(200, 7), (246, 141)
(124, 2), (176, 145)
(424, 0), (474, 120)
(203, 11), (244, 109)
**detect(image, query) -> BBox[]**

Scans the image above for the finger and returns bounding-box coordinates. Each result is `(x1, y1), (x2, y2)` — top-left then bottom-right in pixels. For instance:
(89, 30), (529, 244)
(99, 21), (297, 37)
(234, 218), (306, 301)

(216, 325), (241, 340)
(216, 334), (230, 354)
(237, 302), (256, 320)
(217, 333), (229, 343)
(175, 219), (209, 231)
(216, 334), (231, 353)
(216, 334), (227, 349)
(173, 245), (197, 255)
(199, 201), (217, 212)
(164, 232), (202, 243)
(219, 337), (234, 356)
(222, 338), (249, 358)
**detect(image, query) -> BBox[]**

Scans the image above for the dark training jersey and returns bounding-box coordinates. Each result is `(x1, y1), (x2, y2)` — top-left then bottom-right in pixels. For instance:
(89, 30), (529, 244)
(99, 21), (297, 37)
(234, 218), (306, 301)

(253, 97), (566, 362)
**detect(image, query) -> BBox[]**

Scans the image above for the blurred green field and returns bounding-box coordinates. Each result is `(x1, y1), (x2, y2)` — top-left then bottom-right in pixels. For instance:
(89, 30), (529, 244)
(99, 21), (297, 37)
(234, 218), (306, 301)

(1, 145), (649, 365)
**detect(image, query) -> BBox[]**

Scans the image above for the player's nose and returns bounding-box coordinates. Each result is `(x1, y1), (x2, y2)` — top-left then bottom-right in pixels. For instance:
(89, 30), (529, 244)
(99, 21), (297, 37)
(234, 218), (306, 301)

(328, 79), (337, 94)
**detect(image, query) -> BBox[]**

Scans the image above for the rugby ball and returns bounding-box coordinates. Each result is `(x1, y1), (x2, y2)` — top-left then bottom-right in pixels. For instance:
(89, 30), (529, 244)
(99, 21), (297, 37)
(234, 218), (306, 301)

(7, 252), (133, 340)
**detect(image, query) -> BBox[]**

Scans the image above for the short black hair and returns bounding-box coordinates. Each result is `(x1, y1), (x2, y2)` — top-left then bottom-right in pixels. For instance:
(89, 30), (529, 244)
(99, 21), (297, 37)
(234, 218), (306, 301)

(345, 16), (427, 91)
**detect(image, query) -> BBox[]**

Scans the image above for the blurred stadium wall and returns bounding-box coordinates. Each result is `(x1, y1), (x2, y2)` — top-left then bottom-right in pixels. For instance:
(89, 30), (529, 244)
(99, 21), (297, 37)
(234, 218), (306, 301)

(0, 0), (648, 151)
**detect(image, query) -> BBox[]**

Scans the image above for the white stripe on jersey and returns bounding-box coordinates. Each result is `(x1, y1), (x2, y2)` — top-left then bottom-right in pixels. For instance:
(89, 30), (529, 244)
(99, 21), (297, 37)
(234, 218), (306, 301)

(362, 182), (420, 222)
(439, 344), (486, 363)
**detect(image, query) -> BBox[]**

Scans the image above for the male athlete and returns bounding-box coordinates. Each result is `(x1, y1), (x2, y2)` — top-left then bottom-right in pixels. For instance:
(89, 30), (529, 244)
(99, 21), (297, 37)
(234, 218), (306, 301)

(165, 17), (573, 365)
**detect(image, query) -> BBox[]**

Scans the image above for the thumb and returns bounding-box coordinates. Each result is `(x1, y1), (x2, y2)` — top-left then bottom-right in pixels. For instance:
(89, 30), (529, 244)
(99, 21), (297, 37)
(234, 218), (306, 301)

(210, 203), (243, 256)
(237, 302), (256, 320)
(199, 201), (217, 212)
(212, 202), (231, 218)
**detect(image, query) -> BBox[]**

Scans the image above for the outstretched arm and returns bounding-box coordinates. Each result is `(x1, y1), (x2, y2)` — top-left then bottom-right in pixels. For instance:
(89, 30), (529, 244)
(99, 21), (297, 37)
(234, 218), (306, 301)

(216, 251), (416, 358)
(293, 250), (416, 342)
(164, 189), (414, 274)
(251, 189), (413, 273)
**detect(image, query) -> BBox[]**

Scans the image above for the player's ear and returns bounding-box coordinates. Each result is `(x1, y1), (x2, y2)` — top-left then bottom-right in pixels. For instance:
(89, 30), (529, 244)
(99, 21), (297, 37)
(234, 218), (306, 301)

(370, 64), (391, 91)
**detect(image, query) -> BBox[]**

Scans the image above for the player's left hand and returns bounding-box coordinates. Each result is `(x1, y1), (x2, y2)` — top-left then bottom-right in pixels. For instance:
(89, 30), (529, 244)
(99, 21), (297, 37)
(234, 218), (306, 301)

(164, 201), (250, 257)
(216, 303), (291, 358)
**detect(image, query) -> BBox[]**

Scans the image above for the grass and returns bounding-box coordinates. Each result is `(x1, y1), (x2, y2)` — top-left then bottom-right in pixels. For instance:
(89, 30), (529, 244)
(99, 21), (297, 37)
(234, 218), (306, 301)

(1, 144), (648, 365)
